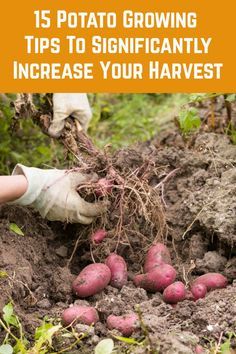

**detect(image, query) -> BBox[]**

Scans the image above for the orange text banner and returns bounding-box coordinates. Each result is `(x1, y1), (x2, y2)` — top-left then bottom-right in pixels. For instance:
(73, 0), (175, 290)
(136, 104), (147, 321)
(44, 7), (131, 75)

(0, 0), (235, 92)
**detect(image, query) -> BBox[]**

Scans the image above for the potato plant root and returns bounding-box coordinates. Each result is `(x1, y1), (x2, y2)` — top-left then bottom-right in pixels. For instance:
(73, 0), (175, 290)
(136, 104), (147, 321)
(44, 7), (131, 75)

(12, 94), (168, 268)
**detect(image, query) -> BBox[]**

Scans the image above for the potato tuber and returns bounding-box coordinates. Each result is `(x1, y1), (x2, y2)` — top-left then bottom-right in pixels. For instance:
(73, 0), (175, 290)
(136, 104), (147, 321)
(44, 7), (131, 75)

(107, 313), (138, 336)
(144, 243), (172, 273)
(62, 305), (99, 326)
(163, 281), (186, 304)
(72, 263), (111, 297)
(134, 264), (176, 292)
(190, 283), (207, 300)
(192, 273), (227, 291)
(105, 253), (128, 289)
(91, 229), (107, 244)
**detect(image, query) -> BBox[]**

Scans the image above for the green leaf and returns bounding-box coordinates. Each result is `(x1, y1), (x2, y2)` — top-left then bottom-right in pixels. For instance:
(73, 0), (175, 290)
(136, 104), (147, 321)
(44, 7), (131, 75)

(220, 340), (231, 354)
(189, 93), (208, 102)
(14, 340), (28, 354)
(230, 130), (236, 145)
(3, 302), (18, 327)
(0, 344), (13, 354)
(178, 108), (201, 134)
(95, 338), (114, 354)
(189, 93), (221, 103)
(9, 151), (24, 161)
(34, 322), (62, 351)
(36, 146), (51, 155)
(0, 270), (8, 278)
(3, 303), (14, 323)
(35, 322), (55, 340)
(44, 325), (62, 346)
(9, 223), (24, 236)
(225, 94), (236, 103)
(113, 335), (140, 345)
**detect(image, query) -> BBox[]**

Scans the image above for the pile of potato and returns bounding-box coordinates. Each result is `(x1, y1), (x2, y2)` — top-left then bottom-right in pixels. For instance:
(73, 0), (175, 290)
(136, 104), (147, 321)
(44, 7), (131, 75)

(62, 241), (228, 336)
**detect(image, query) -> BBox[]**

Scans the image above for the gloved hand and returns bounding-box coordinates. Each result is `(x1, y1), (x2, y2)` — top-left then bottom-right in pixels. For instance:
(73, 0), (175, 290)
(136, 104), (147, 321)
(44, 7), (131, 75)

(10, 164), (105, 224)
(48, 93), (92, 138)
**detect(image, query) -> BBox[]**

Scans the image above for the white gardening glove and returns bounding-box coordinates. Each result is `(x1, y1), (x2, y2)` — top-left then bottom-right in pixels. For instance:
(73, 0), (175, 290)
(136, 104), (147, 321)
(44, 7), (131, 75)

(48, 93), (92, 138)
(10, 164), (105, 224)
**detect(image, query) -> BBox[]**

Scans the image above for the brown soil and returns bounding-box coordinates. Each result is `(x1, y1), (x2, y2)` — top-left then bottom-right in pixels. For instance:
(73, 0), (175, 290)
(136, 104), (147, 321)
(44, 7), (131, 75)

(0, 132), (236, 353)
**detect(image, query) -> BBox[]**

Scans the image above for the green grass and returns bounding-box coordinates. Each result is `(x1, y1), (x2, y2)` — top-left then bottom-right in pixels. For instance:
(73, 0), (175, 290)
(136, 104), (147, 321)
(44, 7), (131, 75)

(0, 100), (65, 175)
(89, 93), (188, 149)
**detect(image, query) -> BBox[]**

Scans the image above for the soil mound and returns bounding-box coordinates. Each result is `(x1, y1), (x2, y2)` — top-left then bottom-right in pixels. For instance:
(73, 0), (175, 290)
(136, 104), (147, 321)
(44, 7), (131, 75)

(0, 132), (235, 353)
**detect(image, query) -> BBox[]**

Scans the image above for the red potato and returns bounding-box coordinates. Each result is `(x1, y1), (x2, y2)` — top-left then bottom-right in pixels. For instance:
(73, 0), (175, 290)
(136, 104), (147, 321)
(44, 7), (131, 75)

(192, 273), (228, 291)
(105, 253), (128, 289)
(72, 263), (111, 298)
(62, 305), (99, 326)
(190, 283), (207, 300)
(107, 313), (138, 336)
(163, 281), (186, 304)
(91, 229), (107, 245)
(95, 178), (113, 197)
(134, 264), (176, 292)
(195, 345), (205, 354)
(144, 243), (172, 273)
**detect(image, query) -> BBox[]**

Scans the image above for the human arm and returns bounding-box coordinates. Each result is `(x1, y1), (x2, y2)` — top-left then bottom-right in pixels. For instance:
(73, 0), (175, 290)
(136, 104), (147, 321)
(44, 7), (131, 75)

(0, 175), (28, 204)
(1, 165), (106, 224)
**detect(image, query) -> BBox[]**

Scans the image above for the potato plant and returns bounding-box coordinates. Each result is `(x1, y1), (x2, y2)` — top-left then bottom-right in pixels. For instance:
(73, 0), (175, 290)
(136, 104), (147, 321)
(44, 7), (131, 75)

(176, 93), (236, 139)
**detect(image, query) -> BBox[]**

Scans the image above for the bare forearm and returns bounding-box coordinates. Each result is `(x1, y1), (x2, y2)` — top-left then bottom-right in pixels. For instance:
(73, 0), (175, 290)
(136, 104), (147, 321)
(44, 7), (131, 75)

(0, 175), (28, 204)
